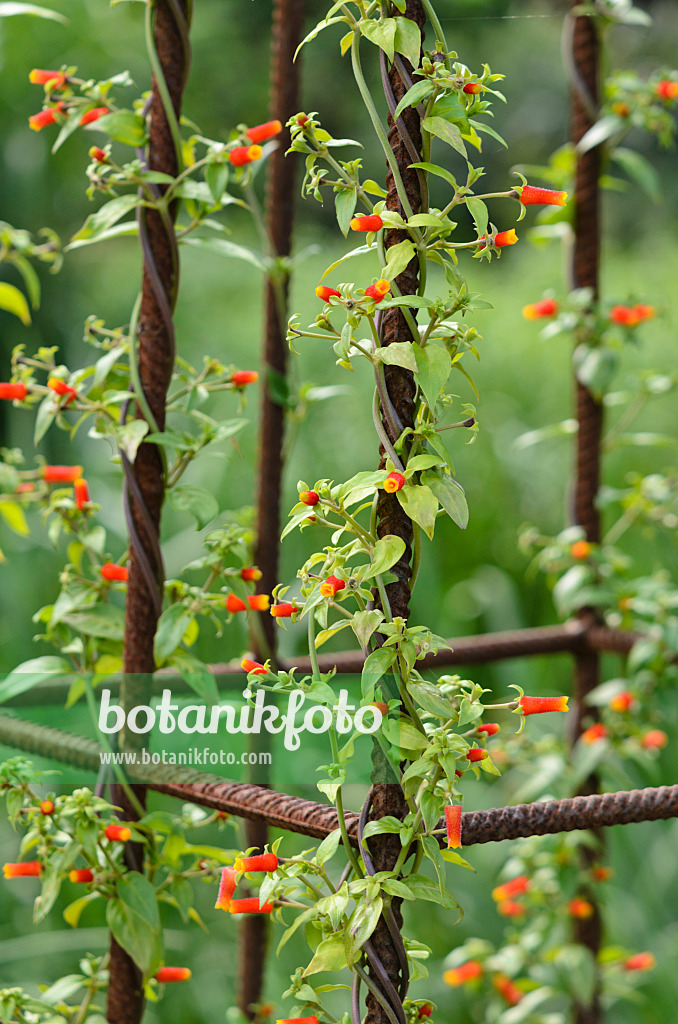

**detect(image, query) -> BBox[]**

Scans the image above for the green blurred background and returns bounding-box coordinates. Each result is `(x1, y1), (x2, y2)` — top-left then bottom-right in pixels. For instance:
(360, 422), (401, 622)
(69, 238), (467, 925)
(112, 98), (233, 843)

(1, 0), (677, 1020)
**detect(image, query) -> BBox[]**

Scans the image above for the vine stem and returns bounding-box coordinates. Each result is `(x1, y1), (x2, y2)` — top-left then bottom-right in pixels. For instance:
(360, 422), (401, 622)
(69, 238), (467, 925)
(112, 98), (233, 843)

(354, 963), (402, 1024)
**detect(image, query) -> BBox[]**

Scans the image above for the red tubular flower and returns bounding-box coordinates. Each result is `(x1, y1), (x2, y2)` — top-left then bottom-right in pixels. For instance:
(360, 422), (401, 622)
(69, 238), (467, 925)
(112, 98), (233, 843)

(581, 723), (607, 744)
(80, 107), (109, 126)
(443, 961), (483, 987)
(105, 824), (131, 842)
(234, 852), (279, 873)
(610, 304), (641, 327)
(271, 602), (296, 618)
(101, 563), (129, 582)
(0, 383), (28, 401)
(466, 747), (488, 763)
(656, 80), (678, 100)
(241, 567), (263, 582)
(215, 867), (237, 910)
(277, 1018), (320, 1024)
(3, 861), (42, 878)
(497, 899), (526, 918)
(609, 690), (635, 713)
(89, 146), (107, 162)
(69, 868), (95, 883)
(493, 229), (518, 248)
(320, 575), (346, 598)
(642, 729), (668, 749)
(519, 184), (568, 206)
(226, 593), (248, 613)
(231, 370), (259, 387)
(522, 298), (558, 319)
(624, 952), (656, 972)
(155, 966), (192, 983)
(417, 1005), (433, 1019)
(519, 695), (569, 716)
(29, 69), (66, 89)
(315, 285), (341, 302)
(570, 540), (592, 560)
(246, 120), (282, 143)
(74, 477), (90, 510)
(444, 805), (462, 849)
(48, 377), (77, 403)
(492, 874), (530, 902)
(568, 898), (594, 919)
(477, 723), (500, 737)
(29, 106), (64, 131)
(42, 464), (83, 483)
(592, 865), (613, 882)
(40, 800), (55, 815)
(229, 144), (263, 167)
(241, 657), (267, 676)
(247, 594), (270, 611)
(299, 490), (319, 506)
(463, 82), (483, 94)
(493, 974), (523, 1006)
(228, 897), (274, 914)
(350, 214), (383, 232)
(632, 303), (655, 322)
(364, 279), (391, 301)
(295, 113), (310, 127)
(384, 471), (405, 493)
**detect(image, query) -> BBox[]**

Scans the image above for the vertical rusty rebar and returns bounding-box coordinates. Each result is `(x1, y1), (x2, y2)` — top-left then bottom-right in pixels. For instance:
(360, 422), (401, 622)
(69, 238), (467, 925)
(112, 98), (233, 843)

(239, 0), (305, 1016)
(569, 7), (603, 1023)
(366, 4), (425, 1022)
(109, 4), (191, 1024)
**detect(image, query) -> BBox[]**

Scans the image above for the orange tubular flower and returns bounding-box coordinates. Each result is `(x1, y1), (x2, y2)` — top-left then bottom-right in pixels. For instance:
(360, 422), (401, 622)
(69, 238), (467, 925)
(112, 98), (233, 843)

(315, 285), (341, 302)
(384, 471), (405, 493)
(105, 824), (131, 842)
(656, 80), (678, 100)
(497, 899), (526, 918)
(89, 146), (107, 162)
(155, 967), (192, 983)
(492, 874), (529, 902)
(80, 107), (109, 126)
(570, 540), (592, 560)
(477, 723), (500, 737)
(519, 184), (568, 206)
(228, 897), (274, 914)
(493, 229), (518, 248)
(0, 382), (28, 401)
(215, 867), (237, 910)
(466, 747), (488, 763)
(493, 974), (523, 1006)
(246, 119), (282, 143)
(581, 723), (607, 744)
(241, 657), (267, 676)
(48, 377), (77, 403)
(624, 952), (656, 972)
(271, 602), (296, 618)
(3, 861), (42, 878)
(320, 575), (346, 598)
(226, 593), (248, 614)
(101, 563), (129, 582)
(74, 478), (90, 510)
(523, 298), (558, 319)
(69, 868), (94, 883)
(29, 106), (63, 131)
(43, 464), (83, 483)
(29, 68), (66, 89)
(568, 898), (594, 919)
(241, 567), (263, 582)
(592, 865), (613, 882)
(231, 370), (259, 387)
(443, 960), (483, 987)
(609, 690), (635, 713)
(350, 214), (383, 232)
(40, 800), (55, 815)
(519, 695), (569, 716)
(642, 729), (668, 750)
(247, 594), (270, 611)
(277, 1018), (320, 1024)
(444, 804), (462, 849)
(229, 144), (263, 167)
(299, 490), (319, 506)
(463, 82), (483, 94)
(632, 303), (655, 322)
(610, 304), (640, 327)
(364, 279), (391, 301)
(234, 852), (279, 873)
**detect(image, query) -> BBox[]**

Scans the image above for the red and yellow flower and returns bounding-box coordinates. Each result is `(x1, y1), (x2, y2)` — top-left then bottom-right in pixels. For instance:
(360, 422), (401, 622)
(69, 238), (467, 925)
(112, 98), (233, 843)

(623, 952), (656, 972)
(477, 722), (500, 737)
(466, 747), (488, 763)
(463, 82), (482, 94)
(364, 279), (391, 301)
(581, 723), (607, 744)
(568, 898), (594, 919)
(29, 104), (66, 131)
(3, 861), (42, 878)
(80, 107), (109, 126)
(444, 804), (462, 849)
(641, 729), (668, 750)
(519, 695), (569, 716)
(492, 874), (530, 902)
(270, 602), (296, 618)
(215, 866), (237, 910)
(493, 974), (523, 1005)
(226, 593), (248, 613)
(241, 567), (263, 582)
(101, 563), (129, 582)
(247, 594), (270, 611)
(246, 120), (282, 143)
(229, 144), (263, 167)
(0, 382), (28, 401)
(384, 471), (405, 493)
(234, 852), (279, 873)
(299, 489), (319, 505)
(69, 868), (95, 883)
(155, 966), (192, 983)
(443, 960), (482, 986)
(570, 540), (592, 560)
(350, 214), (383, 232)
(231, 370), (259, 387)
(523, 298), (558, 319)
(29, 68), (66, 89)
(105, 824), (131, 842)
(656, 80), (678, 100)
(40, 800), (55, 815)
(241, 658), (267, 676)
(74, 478), (90, 510)
(48, 377), (78, 403)
(228, 897), (274, 914)
(518, 184), (568, 207)
(493, 229), (518, 248)
(320, 575), (346, 598)
(609, 690), (634, 713)
(315, 285), (341, 302)
(497, 899), (526, 918)
(42, 464), (83, 483)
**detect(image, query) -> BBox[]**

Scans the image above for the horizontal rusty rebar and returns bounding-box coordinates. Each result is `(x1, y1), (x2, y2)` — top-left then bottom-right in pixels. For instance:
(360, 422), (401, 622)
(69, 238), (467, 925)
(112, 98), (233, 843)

(1, 713), (677, 847)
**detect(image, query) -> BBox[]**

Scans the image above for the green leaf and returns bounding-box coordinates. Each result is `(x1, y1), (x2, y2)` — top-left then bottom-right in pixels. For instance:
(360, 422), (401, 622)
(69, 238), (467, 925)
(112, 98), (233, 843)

(205, 161), (230, 204)
(335, 188), (357, 237)
(361, 646), (396, 694)
(84, 110), (147, 146)
(394, 80), (435, 120)
(381, 239), (416, 282)
(107, 892), (162, 977)
(382, 717), (429, 751)
(183, 236), (271, 272)
(393, 16), (421, 67)
(154, 604), (195, 665)
(362, 535), (406, 580)
(70, 195), (141, 244)
(465, 197), (488, 239)
(408, 680), (456, 718)
(360, 17), (397, 62)
(316, 828), (342, 866)
(294, 15), (346, 59)
(413, 343), (451, 410)
(577, 115), (623, 154)
(610, 147), (661, 203)
(304, 933), (348, 976)
(168, 485), (219, 529)
(63, 892), (98, 928)
(0, 2), (67, 21)
(345, 897), (383, 963)
(422, 116), (467, 158)
(0, 500), (29, 536)
(0, 656), (71, 705)
(66, 220), (138, 250)
(118, 872), (161, 929)
(33, 394), (56, 445)
(62, 604), (126, 641)
(422, 470), (468, 529)
(376, 342), (418, 372)
(406, 873), (460, 910)
(117, 419), (149, 461)
(350, 609), (384, 649)
(409, 161), (458, 188)
(573, 344), (617, 398)
(0, 282), (31, 325)
(396, 483), (438, 540)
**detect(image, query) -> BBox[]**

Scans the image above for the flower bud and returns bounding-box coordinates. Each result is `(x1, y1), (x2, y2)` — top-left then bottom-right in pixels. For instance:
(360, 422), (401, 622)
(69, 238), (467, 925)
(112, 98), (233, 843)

(0, 383), (28, 401)
(155, 967), (192, 983)
(48, 377), (77, 403)
(40, 800), (55, 815)
(80, 107), (109, 126)
(247, 594), (270, 611)
(466, 747), (488, 763)
(443, 961), (482, 986)
(105, 824), (131, 842)
(29, 105), (64, 131)
(570, 540), (591, 560)
(522, 298), (558, 319)
(581, 723), (607, 744)
(43, 464), (83, 483)
(477, 723), (500, 736)
(271, 602), (296, 618)
(299, 490), (319, 505)
(229, 144), (263, 166)
(568, 898), (594, 919)
(89, 146), (107, 162)
(609, 690), (634, 713)
(231, 370), (259, 386)
(493, 974), (523, 1005)
(497, 899), (525, 918)
(350, 214), (383, 232)
(74, 477), (90, 510)
(215, 866), (237, 910)
(493, 229), (518, 247)
(624, 952), (656, 972)
(246, 120), (282, 143)
(69, 868), (95, 883)
(241, 567), (263, 582)
(492, 875), (529, 902)
(462, 82), (482, 94)
(656, 80), (678, 100)
(641, 729), (668, 749)
(228, 897), (274, 914)
(101, 563), (129, 582)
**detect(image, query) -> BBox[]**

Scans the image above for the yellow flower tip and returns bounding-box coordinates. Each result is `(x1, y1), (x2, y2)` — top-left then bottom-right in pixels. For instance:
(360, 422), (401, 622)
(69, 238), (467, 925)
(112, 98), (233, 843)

(248, 145), (263, 161)
(233, 857), (244, 872)
(522, 305), (539, 320)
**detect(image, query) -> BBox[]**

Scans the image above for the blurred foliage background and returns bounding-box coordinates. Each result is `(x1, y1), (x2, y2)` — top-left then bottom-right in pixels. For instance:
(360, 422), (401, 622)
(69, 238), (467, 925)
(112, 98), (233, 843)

(1, 0), (677, 1021)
